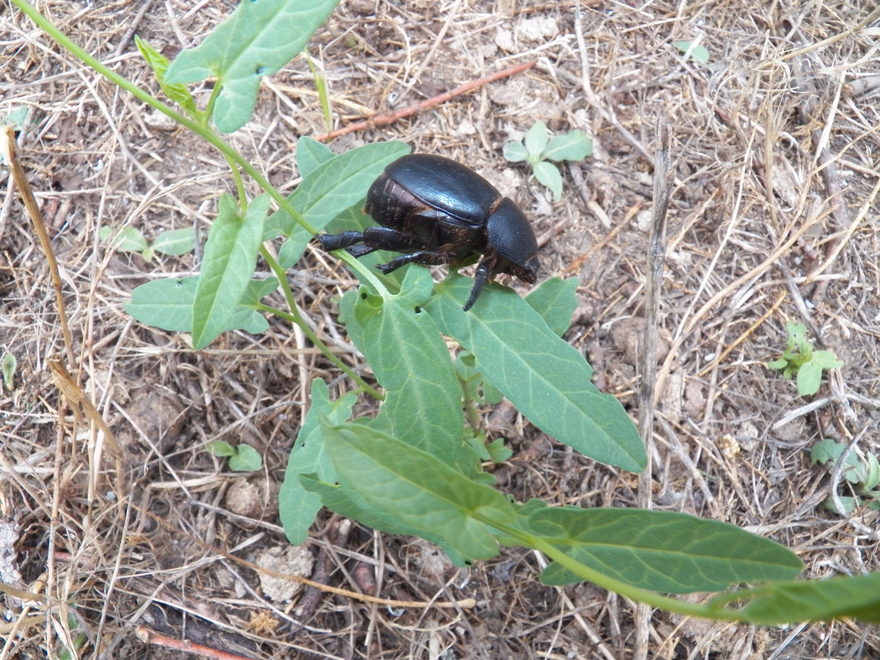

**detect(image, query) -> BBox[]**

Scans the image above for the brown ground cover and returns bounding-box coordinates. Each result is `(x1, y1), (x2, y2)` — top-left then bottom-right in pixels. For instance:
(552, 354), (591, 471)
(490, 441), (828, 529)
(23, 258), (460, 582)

(2, 1), (879, 657)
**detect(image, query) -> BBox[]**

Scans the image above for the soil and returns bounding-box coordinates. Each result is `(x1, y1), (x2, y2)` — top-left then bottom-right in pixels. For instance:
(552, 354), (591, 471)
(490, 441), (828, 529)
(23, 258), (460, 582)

(2, 1), (879, 658)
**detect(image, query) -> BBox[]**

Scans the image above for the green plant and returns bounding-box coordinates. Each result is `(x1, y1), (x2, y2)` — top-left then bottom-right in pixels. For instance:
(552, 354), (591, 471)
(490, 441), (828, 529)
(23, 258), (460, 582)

(56, 612), (89, 660)
(767, 321), (843, 395)
(503, 121), (592, 201)
(98, 225), (195, 262)
(209, 440), (264, 472)
(811, 439), (880, 515)
(1, 351), (16, 392)
(12, 0), (880, 626)
(673, 39), (710, 64)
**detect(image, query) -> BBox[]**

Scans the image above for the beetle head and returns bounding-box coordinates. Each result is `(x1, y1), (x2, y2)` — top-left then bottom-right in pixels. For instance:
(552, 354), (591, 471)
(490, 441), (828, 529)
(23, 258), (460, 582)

(486, 198), (539, 283)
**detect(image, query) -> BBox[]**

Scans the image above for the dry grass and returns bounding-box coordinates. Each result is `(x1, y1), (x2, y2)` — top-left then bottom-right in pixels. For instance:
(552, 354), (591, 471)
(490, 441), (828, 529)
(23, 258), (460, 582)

(2, 0), (880, 658)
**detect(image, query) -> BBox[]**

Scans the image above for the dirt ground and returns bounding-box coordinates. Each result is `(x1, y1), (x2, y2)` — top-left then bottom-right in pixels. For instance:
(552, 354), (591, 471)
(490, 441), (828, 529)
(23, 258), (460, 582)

(2, 0), (880, 658)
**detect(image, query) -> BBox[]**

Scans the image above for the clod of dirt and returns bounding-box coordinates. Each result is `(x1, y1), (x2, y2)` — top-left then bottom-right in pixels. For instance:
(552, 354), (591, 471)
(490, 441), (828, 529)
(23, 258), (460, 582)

(716, 434), (741, 459)
(121, 387), (186, 452)
(225, 478), (262, 517)
(516, 17), (559, 42)
(412, 540), (455, 583)
(770, 415), (807, 444)
(610, 316), (671, 366)
(255, 546), (314, 603)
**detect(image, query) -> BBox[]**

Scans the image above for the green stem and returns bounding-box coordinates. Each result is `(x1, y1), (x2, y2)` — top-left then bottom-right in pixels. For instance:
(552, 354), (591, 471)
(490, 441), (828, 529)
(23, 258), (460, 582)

(11, 0), (316, 236)
(259, 247), (383, 400)
(490, 520), (752, 623)
(13, 0), (393, 393)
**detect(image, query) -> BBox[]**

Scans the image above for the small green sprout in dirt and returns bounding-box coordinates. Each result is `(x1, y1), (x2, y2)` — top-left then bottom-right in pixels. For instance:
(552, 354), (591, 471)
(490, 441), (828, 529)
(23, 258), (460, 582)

(811, 439), (880, 515)
(99, 225), (195, 263)
(56, 612), (89, 660)
(209, 440), (263, 472)
(767, 321), (842, 396)
(1, 351), (16, 392)
(673, 39), (710, 64)
(503, 121), (592, 201)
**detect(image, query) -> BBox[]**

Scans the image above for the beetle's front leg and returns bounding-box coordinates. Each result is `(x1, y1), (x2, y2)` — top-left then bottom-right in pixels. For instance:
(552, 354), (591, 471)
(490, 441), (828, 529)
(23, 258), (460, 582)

(376, 250), (454, 274)
(462, 255), (497, 311)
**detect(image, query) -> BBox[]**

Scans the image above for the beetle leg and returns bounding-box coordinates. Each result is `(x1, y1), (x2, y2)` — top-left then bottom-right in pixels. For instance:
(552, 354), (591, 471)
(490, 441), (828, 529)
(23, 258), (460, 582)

(319, 226), (423, 257)
(463, 256), (495, 311)
(375, 250), (453, 274)
(361, 226), (425, 251)
(345, 244), (379, 258)
(318, 231), (365, 252)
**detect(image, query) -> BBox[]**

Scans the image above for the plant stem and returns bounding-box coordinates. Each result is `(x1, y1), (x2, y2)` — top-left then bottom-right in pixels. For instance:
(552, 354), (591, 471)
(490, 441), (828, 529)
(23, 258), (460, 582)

(492, 522), (754, 623)
(11, 0), (315, 236)
(13, 0), (392, 394)
(258, 246), (383, 400)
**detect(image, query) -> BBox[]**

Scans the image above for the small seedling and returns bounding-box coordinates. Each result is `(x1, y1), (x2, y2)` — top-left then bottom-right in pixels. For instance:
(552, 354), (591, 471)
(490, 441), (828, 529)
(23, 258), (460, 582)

(1, 351), (16, 392)
(503, 121), (592, 201)
(811, 439), (880, 515)
(209, 440), (263, 472)
(767, 321), (842, 396)
(99, 225), (195, 262)
(673, 39), (710, 64)
(56, 612), (88, 660)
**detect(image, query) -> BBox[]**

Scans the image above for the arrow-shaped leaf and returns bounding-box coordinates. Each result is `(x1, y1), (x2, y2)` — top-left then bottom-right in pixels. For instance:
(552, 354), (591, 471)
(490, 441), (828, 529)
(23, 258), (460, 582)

(165, 0), (340, 132)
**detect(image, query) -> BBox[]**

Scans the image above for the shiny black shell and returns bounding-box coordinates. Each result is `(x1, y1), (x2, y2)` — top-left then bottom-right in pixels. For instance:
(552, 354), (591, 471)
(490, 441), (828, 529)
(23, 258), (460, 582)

(380, 154), (501, 227)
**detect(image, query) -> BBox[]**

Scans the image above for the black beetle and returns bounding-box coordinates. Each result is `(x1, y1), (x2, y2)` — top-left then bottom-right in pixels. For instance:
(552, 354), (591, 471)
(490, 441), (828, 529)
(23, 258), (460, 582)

(318, 154), (540, 311)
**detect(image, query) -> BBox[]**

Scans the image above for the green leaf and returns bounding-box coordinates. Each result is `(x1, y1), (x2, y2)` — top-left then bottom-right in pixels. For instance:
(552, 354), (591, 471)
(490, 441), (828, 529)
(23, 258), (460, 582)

(524, 121), (549, 160)
(1, 351), (16, 391)
(503, 140), (528, 163)
(864, 453), (880, 490)
(542, 131), (592, 162)
(192, 194), (267, 349)
(208, 440), (235, 457)
(347, 268), (465, 463)
(3, 107), (30, 131)
(323, 422), (516, 561)
(786, 322), (810, 356)
(795, 361), (822, 395)
(264, 141), (410, 241)
(531, 508), (802, 593)
(126, 276), (275, 335)
(134, 35), (198, 117)
(296, 136), (335, 178)
(524, 277), (578, 337)
(228, 443), (263, 472)
(533, 160), (563, 201)
(722, 572), (880, 624)
(810, 439), (842, 465)
(278, 379), (357, 544)
(485, 437), (513, 462)
(99, 225), (149, 253)
(152, 227), (196, 256)
(165, 0), (340, 133)
(428, 274), (646, 472)
(824, 496), (857, 515)
(811, 350), (843, 370)
(673, 40), (710, 64)
(300, 467), (479, 562)
(766, 357), (788, 371)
